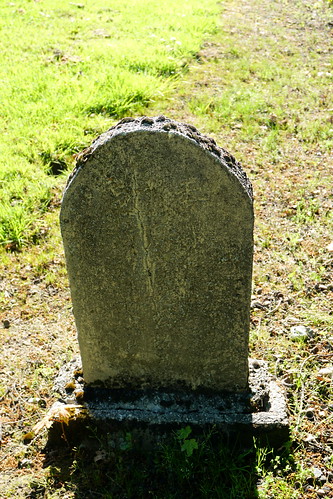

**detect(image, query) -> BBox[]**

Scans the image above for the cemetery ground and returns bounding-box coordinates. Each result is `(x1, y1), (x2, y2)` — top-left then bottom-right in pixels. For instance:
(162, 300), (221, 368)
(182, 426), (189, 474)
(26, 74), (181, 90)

(0, 0), (332, 497)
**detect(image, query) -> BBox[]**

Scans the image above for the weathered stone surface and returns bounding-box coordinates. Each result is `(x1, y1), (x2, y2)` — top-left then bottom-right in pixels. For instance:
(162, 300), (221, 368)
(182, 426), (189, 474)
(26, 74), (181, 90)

(60, 116), (253, 392)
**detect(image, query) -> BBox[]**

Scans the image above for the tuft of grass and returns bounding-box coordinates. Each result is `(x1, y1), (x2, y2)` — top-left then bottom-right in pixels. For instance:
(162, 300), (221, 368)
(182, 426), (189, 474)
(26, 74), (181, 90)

(0, 165), (53, 249)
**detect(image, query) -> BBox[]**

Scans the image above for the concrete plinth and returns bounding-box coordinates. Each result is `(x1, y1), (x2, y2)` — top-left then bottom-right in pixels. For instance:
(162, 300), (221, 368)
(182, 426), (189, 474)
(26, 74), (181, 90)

(46, 358), (289, 448)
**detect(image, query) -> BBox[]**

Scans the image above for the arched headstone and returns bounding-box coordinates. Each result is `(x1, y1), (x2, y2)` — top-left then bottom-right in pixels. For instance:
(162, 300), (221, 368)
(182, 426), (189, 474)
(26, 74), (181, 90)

(60, 116), (253, 392)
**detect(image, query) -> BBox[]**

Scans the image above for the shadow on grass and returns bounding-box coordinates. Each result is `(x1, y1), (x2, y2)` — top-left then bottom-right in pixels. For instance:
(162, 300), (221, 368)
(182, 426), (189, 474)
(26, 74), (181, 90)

(43, 425), (263, 498)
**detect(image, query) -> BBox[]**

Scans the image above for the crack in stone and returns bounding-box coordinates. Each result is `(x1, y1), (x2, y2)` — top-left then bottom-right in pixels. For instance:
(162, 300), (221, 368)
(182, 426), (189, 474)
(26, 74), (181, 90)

(131, 169), (156, 309)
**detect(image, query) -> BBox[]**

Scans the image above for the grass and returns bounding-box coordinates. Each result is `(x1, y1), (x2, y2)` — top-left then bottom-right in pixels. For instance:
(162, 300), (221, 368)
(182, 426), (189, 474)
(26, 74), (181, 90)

(43, 428), (262, 498)
(0, 0), (219, 249)
(1, 0), (333, 497)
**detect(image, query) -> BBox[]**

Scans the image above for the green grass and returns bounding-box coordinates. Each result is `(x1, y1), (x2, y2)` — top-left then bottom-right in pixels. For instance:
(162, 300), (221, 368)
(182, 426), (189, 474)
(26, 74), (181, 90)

(188, 49), (333, 150)
(0, 0), (219, 249)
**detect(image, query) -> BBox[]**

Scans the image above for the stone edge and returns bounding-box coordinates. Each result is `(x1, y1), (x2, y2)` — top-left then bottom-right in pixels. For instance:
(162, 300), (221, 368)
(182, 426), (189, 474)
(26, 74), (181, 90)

(65, 116), (253, 201)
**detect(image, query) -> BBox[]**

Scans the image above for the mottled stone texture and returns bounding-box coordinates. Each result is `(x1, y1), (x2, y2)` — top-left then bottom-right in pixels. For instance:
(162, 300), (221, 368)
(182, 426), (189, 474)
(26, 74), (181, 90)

(60, 116), (253, 392)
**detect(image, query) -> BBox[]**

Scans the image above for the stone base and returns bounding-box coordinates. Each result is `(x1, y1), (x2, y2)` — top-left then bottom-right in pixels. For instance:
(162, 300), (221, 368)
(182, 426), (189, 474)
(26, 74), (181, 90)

(45, 358), (289, 448)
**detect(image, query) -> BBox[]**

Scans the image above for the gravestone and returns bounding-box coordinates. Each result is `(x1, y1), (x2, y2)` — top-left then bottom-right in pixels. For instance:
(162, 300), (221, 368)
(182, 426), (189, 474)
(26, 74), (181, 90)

(53, 116), (288, 446)
(60, 116), (253, 393)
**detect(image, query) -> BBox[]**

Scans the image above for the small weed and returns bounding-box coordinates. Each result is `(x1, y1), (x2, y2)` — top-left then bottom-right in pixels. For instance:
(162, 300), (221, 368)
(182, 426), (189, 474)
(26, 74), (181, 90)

(292, 198), (321, 224)
(176, 425), (199, 457)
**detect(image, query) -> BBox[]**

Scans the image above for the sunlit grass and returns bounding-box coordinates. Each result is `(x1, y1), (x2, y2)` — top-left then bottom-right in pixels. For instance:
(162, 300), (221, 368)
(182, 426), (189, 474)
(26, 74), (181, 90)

(0, 0), (219, 248)
(188, 39), (333, 151)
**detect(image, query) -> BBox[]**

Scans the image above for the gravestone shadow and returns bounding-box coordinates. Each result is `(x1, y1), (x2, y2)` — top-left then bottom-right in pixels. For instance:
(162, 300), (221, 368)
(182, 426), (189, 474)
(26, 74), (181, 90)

(43, 425), (263, 498)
